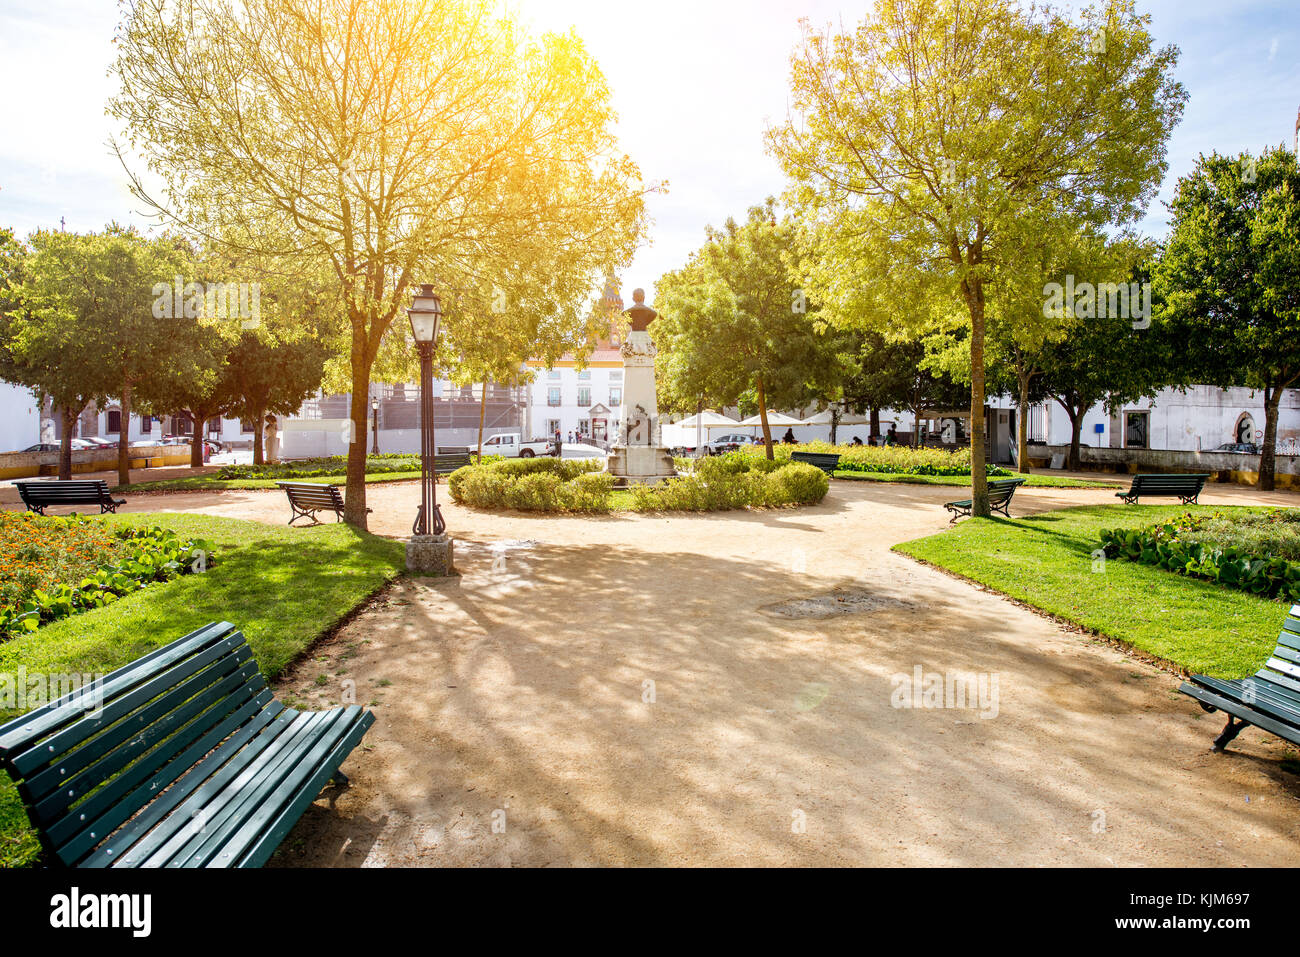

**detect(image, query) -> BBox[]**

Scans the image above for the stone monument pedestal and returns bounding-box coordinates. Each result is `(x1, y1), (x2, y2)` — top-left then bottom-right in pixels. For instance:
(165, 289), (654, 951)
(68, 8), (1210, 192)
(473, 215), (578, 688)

(406, 534), (456, 577)
(605, 291), (677, 487)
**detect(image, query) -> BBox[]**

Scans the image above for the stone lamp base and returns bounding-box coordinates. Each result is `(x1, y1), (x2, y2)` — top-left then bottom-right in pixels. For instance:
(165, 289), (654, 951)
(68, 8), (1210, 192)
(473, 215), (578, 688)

(406, 534), (456, 577)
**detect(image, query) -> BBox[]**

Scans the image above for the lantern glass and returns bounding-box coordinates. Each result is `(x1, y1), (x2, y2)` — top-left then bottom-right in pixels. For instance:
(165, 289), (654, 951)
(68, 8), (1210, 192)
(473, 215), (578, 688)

(407, 285), (443, 343)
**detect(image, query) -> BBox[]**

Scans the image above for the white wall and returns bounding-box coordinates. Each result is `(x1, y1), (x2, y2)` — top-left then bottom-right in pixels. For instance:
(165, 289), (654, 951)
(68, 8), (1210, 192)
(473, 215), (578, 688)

(0, 384), (42, 453)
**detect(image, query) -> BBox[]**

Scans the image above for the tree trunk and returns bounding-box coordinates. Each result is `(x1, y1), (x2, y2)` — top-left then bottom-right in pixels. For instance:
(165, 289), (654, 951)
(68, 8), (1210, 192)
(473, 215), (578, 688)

(59, 406), (77, 480)
(968, 293), (989, 516)
(343, 386), (370, 528)
(870, 407), (880, 441)
(755, 375), (774, 459)
(190, 415), (204, 468)
(253, 405), (266, 465)
(118, 380), (133, 487)
(830, 407), (840, 445)
(1067, 407), (1084, 471)
(1016, 370), (1031, 475)
(1260, 386), (1281, 492)
(476, 380), (488, 464)
(266, 416), (279, 463)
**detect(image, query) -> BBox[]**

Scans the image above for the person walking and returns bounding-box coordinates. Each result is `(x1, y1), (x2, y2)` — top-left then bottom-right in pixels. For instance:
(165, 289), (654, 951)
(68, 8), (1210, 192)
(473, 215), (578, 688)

(782, 428), (796, 444)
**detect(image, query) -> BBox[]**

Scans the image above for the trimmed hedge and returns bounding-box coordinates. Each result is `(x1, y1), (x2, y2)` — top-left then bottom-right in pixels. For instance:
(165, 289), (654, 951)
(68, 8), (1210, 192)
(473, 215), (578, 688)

(448, 457), (610, 513)
(1100, 511), (1300, 602)
(217, 453), (505, 481)
(448, 451), (829, 513)
(629, 454), (829, 512)
(725, 441), (1007, 477)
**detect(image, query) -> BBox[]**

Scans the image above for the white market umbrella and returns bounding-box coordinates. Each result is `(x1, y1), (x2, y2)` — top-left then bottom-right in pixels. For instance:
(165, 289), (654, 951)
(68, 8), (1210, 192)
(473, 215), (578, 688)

(739, 410), (808, 428)
(802, 408), (869, 426)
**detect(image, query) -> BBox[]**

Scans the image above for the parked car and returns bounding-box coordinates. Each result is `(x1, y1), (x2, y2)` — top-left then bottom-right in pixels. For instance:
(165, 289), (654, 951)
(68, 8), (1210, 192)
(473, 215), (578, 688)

(82, 436), (118, 448)
(1212, 442), (1259, 454)
(480, 432), (557, 458)
(703, 433), (760, 456)
(21, 439), (95, 452)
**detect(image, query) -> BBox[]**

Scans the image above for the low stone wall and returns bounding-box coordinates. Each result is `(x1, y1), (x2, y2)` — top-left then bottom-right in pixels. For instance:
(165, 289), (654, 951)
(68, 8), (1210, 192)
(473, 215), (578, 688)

(1045, 444), (1300, 489)
(0, 444), (191, 480)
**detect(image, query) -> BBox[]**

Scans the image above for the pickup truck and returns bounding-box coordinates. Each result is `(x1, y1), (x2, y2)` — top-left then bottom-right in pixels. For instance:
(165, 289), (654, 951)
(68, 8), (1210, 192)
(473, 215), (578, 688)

(481, 432), (556, 458)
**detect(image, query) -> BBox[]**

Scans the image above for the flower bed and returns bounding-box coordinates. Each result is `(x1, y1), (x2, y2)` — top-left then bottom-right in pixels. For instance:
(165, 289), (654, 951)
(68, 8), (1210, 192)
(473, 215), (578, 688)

(0, 513), (216, 637)
(1099, 510), (1300, 602)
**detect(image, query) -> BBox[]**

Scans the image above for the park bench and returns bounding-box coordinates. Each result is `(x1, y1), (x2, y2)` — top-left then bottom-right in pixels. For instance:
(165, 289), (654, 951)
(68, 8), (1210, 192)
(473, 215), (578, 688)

(276, 481), (353, 526)
(434, 452), (472, 475)
(791, 451), (841, 476)
(16, 480), (125, 515)
(1116, 473), (1210, 505)
(1179, 606), (1300, 752)
(944, 478), (1026, 524)
(0, 621), (374, 867)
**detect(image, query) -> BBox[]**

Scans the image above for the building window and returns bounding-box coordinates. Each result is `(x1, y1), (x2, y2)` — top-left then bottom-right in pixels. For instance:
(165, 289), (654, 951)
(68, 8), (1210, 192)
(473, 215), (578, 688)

(609, 370), (623, 382)
(548, 387), (562, 407)
(106, 410), (122, 433)
(548, 369), (561, 380)
(174, 415), (193, 435)
(577, 387), (591, 408)
(207, 416), (222, 435)
(1125, 411), (1149, 450)
(546, 418), (561, 437)
(139, 416), (152, 435)
(578, 369), (591, 380)
(241, 419), (256, 434)
(578, 419), (590, 436)
(609, 388), (622, 408)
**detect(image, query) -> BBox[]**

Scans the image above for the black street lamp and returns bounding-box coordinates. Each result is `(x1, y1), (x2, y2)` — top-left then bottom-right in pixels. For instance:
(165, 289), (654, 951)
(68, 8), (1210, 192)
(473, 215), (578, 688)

(371, 398), (380, 455)
(408, 284), (444, 537)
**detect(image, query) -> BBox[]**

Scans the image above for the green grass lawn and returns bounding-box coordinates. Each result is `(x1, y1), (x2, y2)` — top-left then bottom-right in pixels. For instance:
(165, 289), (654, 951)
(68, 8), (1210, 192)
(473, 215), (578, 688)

(0, 512), (405, 867)
(121, 470), (424, 492)
(895, 504), (1287, 680)
(834, 470), (1120, 488)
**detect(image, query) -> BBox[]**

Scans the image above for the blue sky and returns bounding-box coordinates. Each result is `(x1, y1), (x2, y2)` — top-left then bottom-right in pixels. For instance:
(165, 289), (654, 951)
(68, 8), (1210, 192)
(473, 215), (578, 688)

(1, 0), (1297, 298)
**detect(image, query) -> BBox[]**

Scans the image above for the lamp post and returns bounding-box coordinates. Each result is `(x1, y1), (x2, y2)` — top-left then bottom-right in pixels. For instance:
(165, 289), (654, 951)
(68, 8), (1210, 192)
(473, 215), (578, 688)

(408, 284), (445, 538)
(371, 399), (380, 455)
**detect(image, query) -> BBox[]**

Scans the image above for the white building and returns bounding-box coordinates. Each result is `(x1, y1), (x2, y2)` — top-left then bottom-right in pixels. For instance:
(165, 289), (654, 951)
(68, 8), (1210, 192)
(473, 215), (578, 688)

(523, 339), (624, 447)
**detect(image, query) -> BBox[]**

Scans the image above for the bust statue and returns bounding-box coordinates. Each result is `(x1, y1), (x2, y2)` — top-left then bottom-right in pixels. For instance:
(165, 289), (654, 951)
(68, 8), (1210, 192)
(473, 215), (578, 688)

(624, 288), (657, 332)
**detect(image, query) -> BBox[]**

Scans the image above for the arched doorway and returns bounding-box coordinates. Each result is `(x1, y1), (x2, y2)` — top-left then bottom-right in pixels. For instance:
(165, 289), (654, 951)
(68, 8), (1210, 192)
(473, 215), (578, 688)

(1234, 413), (1256, 446)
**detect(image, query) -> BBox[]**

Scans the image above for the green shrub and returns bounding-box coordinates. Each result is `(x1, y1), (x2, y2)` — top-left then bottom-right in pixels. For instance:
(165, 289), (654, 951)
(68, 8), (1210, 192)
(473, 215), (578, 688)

(449, 456), (611, 513)
(631, 458), (828, 512)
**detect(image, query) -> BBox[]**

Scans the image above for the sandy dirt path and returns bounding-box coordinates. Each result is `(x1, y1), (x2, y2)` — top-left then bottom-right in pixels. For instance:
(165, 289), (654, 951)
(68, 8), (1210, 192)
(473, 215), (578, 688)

(49, 477), (1300, 865)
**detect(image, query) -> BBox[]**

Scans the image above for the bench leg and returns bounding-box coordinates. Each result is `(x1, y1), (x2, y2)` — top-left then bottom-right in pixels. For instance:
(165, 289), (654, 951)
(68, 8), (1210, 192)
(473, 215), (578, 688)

(1212, 715), (1248, 752)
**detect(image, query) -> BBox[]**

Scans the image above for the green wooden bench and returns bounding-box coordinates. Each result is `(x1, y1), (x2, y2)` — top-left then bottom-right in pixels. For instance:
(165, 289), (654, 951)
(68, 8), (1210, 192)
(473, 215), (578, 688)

(433, 452), (472, 475)
(16, 480), (126, 515)
(1116, 473), (1210, 505)
(790, 451), (841, 476)
(1179, 606), (1300, 751)
(0, 622), (374, 867)
(944, 478), (1026, 523)
(276, 481), (350, 525)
